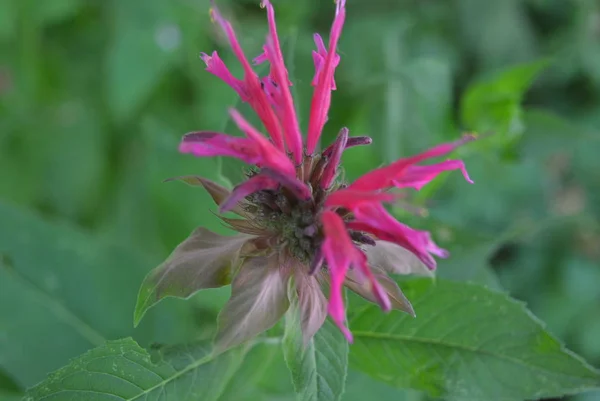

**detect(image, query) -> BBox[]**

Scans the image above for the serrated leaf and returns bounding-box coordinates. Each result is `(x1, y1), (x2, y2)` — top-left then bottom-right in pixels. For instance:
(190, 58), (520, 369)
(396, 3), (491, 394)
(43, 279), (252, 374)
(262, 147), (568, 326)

(215, 256), (290, 352)
(24, 337), (247, 401)
(283, 284), (348, 401)
(349, 278), (600, 401)
(134, 228), (254, 326)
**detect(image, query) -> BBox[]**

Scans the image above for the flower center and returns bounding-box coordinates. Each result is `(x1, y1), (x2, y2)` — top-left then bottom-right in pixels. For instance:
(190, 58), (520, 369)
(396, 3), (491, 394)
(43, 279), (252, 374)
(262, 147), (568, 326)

(245, 186), (321, 263)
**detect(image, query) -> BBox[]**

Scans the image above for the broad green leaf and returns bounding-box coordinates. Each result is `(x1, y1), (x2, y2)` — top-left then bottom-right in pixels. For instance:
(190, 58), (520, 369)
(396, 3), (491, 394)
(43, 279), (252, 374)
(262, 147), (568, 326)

(215, 256), (290, 351)
(216, 340), (282, 401)
(134, 228), (253, 326)
(342, 370), (421, 401)
(0, 202), (195, 388)
(350, 278), (600, 401)
(461, 59), (549, 154)
(25, 337), (246, 401)
(283, 285), (348, 401)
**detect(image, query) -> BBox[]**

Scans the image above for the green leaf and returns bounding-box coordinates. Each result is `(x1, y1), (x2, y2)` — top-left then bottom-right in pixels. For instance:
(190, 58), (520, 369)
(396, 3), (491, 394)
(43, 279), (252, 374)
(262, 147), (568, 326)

(342, 370), (421, 401)
(0, 201), (197, 388)
(349, 278), (600, 401)
(283, 285), (348, 401)
(24, 337), (247, 401)
(134, 228), (253, 326)
(460, 59), (549, 154)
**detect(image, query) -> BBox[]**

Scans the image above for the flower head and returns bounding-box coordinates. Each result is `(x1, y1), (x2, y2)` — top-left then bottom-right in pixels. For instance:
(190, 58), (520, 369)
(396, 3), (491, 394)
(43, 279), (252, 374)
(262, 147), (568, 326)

(174, 0), (474, 349)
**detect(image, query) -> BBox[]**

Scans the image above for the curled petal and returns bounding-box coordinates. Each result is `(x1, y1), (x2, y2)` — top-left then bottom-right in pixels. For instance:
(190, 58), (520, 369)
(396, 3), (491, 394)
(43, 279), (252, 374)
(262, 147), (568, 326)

(179, 131), (260, 164)
(306, 1), (347, 155)
(392, 160), (474, 191)
(200, 51), (248, 101)
(350, 134), (476, 192)
(321, 128), (349, 189)
(348, 203), (448, 270)
(229, 109), (296, 176)
(311, 34), (340, 90)
(220, 174), (279, 213)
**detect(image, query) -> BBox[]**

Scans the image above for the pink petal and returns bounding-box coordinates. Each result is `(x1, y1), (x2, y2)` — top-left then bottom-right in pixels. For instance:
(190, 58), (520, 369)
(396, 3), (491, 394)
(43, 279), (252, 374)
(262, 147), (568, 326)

(306, 0), (346, 155)
(264, 35), (303, 164)
(324, 189), (399, 210)
(353, 252), (392, 312)
(392, 160), (474, 191)
(200, 51), (248, 101)
(179, 131), (260, 165)
(321, 210), (354, 342)
(209, 5), (285, 150)
(219, 174), (279, 213)
(229, 108), (296, 177)
(310, 34), (340, 90)
(350, 134), (476, 192)
(348, 203), (449, 270)
(320, 128), (349, 189)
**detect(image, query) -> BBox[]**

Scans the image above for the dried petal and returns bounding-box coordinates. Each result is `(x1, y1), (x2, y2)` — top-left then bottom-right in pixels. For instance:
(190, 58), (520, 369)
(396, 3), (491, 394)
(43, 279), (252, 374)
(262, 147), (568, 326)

(164, 175), (246, 216)
(134, 228), (254, 325)
(215, 255), (291, 351)
(294, 270), (328, 345)
(344, 269), (415, 316)
(364, 240), (433, 277)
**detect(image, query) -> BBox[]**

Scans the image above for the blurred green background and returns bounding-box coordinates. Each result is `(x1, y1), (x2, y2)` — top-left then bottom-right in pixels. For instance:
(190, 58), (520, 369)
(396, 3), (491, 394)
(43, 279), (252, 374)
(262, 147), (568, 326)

(1, 0), (599, 400)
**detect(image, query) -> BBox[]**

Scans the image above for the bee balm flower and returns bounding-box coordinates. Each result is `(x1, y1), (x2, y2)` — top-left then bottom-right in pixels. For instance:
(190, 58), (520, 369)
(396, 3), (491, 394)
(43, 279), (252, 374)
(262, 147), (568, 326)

(163, 0), (474, 349)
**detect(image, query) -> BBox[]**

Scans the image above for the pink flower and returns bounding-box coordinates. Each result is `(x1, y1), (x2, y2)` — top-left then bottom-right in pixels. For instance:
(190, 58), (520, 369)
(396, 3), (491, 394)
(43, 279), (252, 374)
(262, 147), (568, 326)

(169, 0), (475, 348)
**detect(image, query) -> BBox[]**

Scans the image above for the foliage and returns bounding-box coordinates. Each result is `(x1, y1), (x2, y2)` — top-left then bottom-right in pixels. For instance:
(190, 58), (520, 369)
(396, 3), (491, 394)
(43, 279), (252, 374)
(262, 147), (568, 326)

(1, 0), (600, 400)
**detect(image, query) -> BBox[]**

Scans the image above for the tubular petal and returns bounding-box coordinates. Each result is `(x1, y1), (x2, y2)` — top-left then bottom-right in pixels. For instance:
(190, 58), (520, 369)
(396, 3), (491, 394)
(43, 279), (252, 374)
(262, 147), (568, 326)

(306, 0), (347, 155)
(350, 134), (476, 192)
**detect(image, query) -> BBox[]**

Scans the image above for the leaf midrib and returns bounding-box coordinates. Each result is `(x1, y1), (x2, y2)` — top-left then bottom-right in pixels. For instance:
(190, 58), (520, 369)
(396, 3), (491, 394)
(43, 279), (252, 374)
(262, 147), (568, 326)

(352, 331), (599, 381)
(127, 353), (214, 401)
